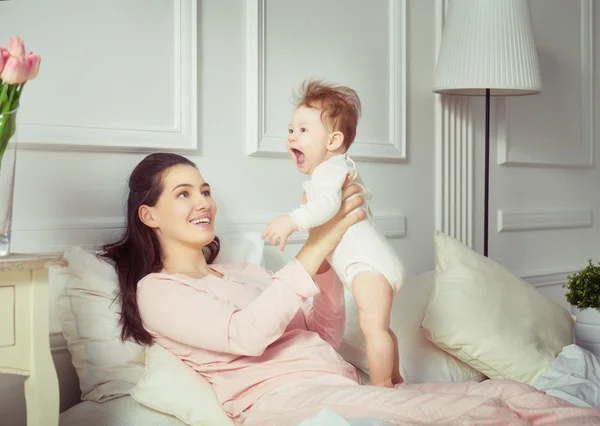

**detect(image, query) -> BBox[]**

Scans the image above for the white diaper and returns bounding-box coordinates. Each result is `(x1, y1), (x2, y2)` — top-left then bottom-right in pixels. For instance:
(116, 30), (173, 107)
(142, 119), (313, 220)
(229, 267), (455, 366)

(327, 215), (406, 293)
(344, 262), (383, 285)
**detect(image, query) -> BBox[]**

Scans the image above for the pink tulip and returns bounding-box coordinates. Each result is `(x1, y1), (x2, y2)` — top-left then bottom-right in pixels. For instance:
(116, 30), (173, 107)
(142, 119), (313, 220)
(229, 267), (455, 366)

(6, 36), (25, 59)
(0, 49), (8, 78)
(0, 48), (8, 69)
(1, 56), (29, 84)
(26, 53), (41, 80)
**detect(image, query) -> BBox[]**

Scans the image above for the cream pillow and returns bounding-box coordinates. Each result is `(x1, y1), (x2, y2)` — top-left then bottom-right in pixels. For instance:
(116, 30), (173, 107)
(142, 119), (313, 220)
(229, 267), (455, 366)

(131, 345), (234, 426)
(421, 231), (574, 385)
(57, 247), (146, 402)
(337, 271), (485, 384)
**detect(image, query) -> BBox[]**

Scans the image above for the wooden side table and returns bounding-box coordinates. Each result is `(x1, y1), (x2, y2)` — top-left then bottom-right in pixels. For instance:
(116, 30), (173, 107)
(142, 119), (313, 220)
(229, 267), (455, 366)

(0, 254), (67, 426)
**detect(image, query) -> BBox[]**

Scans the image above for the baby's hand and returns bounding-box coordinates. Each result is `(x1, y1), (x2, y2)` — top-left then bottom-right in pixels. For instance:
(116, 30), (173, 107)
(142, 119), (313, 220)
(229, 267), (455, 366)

(262, 215), (298, 251)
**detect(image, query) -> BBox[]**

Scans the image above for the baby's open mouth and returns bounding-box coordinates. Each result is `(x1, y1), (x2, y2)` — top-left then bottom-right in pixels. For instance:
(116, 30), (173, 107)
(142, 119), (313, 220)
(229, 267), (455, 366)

(291, 148), (305, 164)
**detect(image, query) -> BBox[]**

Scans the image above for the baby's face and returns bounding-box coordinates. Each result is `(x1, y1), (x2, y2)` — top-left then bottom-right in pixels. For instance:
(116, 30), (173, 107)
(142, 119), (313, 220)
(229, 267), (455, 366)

(287, 105), (331, 175)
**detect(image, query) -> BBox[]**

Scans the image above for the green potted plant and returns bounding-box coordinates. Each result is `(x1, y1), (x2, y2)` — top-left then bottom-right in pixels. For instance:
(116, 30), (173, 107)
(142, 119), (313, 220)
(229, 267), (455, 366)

(564, 259), (600, 356)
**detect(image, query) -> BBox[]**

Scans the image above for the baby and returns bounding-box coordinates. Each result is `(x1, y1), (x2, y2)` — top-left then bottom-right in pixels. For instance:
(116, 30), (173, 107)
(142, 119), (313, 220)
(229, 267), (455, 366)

(262, 79), (406, 387)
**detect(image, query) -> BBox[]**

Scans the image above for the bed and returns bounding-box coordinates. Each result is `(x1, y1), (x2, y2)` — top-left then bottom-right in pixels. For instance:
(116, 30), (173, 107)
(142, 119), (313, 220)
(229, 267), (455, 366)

(53, 232), (600, 425)
(60, 396), (186, 426)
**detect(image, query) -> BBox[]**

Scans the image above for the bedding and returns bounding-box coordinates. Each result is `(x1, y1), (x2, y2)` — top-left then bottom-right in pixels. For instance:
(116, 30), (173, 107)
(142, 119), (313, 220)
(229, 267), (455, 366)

(534, 344), (600, 408)
(57, 246), (145, 402)
(59, 344), (373, 426)
(55, 233), (600, 426)
(238, 377), (600, 425)
(299, 408), (392, 425)
(59, 349), (600, 426)
(130, 344), (234, 425)
(59, 395), (185, 426)
(422, 231), (575, 385)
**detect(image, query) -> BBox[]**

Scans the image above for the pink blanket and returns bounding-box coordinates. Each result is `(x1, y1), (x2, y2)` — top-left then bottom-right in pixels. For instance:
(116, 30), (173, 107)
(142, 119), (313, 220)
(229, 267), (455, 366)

(239, 379), (600, 425)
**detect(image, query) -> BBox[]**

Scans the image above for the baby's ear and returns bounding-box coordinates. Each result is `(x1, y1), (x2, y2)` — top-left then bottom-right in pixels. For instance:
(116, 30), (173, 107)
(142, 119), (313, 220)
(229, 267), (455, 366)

(327, 131), (345, 152)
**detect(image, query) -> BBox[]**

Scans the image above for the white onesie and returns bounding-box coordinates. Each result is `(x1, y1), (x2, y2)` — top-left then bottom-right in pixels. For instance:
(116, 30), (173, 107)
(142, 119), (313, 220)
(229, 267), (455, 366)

(289, 154), (405, 292)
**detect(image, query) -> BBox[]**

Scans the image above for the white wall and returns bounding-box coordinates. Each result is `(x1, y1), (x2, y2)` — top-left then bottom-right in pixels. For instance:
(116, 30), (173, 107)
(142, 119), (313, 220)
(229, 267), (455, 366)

(0, 0), (435, 274)
(0, 0), (597, 423)
(480, 0), (599, 306)
(0, 0), (436, 423)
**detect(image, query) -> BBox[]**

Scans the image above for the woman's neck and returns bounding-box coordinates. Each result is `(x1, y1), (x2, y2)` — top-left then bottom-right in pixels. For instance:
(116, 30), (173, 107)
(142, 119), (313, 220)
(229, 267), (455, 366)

(160, 240), (219, 279)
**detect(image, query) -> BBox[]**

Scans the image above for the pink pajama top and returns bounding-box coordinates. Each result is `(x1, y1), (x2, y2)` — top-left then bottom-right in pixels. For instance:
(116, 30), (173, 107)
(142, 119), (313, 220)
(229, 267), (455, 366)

(136, 259), (361, 417)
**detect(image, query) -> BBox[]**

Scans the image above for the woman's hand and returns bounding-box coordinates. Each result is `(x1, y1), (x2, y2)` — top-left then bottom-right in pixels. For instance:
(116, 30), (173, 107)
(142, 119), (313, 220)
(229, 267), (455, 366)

(296, 180), (366, 277)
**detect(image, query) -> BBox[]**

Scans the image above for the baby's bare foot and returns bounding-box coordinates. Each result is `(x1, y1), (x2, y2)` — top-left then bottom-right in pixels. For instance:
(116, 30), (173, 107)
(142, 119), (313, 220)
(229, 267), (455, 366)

(392, 375), (404, 385)
(392, 369), (403, 385)
(370, 378), (394, 388)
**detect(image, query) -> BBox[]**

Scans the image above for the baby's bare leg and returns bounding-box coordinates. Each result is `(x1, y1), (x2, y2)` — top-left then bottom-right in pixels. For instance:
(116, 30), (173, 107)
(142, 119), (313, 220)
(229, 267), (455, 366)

(352, 272), (398, 388)
(388, 328), (403, 384)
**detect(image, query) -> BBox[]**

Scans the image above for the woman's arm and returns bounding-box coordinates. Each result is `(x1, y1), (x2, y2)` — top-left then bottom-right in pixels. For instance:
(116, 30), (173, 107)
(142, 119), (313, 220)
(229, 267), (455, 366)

(137, 259), (319, 357)
(301, 264), (346, 349)
(138, 184), (365, 357)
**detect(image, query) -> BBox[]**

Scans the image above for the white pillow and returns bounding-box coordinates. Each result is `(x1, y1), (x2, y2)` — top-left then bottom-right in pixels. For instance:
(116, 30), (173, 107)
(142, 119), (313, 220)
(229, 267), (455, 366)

(421, 231), (574, 385)
(56, 232), (265, 403)
(56, 246), (145, 402)
(131, 344), (234, 426)
(214, 231), (265, 267)
(337, 271), (485, 384)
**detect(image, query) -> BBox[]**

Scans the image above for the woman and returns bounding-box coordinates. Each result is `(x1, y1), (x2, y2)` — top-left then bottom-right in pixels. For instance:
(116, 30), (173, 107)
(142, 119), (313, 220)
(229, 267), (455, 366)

(102, 153), (599, 426)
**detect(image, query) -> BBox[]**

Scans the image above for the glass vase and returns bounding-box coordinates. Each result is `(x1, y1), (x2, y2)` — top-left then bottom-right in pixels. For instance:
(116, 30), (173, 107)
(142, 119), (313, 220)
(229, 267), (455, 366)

(0, 108), (18, 257)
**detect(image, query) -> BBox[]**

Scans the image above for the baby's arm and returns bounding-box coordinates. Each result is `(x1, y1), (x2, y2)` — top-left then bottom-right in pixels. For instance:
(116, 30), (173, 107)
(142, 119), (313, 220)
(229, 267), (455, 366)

(289, 162), (349, 231)
(263, 162), (348, 250)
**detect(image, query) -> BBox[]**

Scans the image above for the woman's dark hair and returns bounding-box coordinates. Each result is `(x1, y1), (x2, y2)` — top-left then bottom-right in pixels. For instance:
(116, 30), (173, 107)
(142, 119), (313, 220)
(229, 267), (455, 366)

(101, 152), (220, 345)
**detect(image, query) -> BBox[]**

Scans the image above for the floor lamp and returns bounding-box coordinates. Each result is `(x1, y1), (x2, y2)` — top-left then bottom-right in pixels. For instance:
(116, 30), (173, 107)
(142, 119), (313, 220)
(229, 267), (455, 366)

(433, 0), (542, 257)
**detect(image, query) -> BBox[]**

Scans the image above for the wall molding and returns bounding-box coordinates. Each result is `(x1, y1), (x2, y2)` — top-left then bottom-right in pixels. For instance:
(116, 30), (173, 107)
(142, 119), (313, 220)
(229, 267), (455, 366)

(497, 208), (593, 232)
(245, 0), (407, 162)
(221, 214), (406, 245)
(434, 0), (474, 248)
(18, 0), (198, 153)
(497, 0), (594, 168)
(12, 217), (125, 232)
(11, 213), (406, 254)
(522, 270), (575, 289)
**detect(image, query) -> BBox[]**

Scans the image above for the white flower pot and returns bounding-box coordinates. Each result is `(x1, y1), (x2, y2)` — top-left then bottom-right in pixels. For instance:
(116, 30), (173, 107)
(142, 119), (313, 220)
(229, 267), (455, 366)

(572, 306), (600, 357)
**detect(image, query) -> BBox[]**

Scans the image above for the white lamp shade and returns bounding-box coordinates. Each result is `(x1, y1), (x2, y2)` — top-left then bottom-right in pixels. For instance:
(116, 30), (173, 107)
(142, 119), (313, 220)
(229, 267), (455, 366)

(433, 0), (542, 96)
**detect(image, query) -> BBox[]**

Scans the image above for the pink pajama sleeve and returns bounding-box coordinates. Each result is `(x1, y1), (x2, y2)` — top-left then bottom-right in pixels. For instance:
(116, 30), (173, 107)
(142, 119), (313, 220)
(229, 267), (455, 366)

(137, 259), (320, 356)
(301, 266), (346, 349)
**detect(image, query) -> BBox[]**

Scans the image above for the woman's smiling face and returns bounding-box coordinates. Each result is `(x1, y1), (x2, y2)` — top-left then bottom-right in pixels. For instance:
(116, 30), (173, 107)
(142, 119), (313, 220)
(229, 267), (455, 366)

(141, 164), (217, 249)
